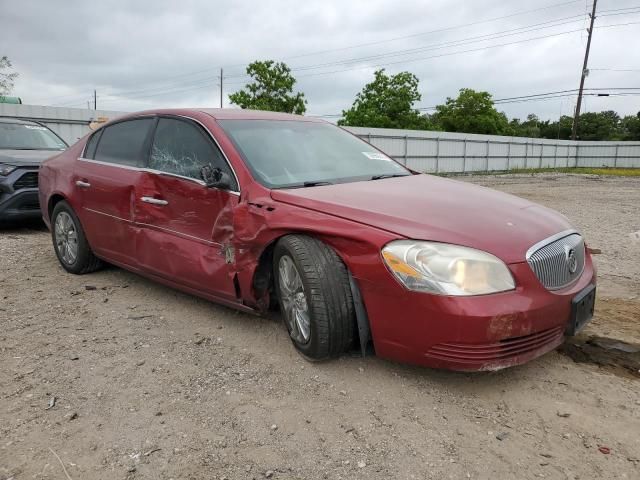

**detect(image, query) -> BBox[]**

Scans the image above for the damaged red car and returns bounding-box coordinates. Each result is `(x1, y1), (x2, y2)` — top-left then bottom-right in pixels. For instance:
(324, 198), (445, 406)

(39, 109), (596, 371)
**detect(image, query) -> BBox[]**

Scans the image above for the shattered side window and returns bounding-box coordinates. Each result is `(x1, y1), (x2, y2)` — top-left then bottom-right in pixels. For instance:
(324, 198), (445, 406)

(150, 117), (232, 184)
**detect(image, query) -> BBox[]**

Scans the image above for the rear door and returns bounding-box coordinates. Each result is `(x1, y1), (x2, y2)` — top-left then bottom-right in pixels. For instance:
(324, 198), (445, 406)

(75, 117), (154, 266)
(134, 116), (240, 300)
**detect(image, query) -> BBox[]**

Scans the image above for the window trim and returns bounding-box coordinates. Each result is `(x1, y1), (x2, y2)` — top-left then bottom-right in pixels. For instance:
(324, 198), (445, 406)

(148, 114), (240, 193)
(85, 115), (156, 167)
(80, 113), (240, 195)
(83, 128), (103, 159)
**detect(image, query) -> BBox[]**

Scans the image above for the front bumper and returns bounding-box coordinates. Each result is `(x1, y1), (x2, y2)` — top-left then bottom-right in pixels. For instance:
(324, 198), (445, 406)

(359, 253), (596, 371)
(0, 168), (41, 221)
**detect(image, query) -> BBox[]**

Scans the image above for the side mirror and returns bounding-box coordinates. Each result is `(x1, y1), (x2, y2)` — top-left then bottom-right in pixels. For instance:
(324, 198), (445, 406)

(200, 165), (233, 190)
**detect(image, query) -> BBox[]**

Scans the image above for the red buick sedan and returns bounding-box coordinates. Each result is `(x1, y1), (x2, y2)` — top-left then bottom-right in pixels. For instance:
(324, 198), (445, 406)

(39, 109), (596, 371)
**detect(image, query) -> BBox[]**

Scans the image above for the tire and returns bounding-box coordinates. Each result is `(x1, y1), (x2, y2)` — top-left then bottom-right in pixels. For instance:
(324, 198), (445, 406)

(51, 200), (102, 274)
(273, 235), (355, 360)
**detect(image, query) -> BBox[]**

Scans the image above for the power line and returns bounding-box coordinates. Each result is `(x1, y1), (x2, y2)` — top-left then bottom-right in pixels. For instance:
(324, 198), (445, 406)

(37, 5), (640, 109)
(267, 15), (587, 76)
(591, 68), (640, 72)
(100, 13), (592, 101)
(226, 0), (585, 67)
(228, 28), (587, 83)
(598, 9), (640, 18)
(100, 19), (639, 105)
(257, 20), (640, 82)
(310, 87), (640, 117)
(598, 5), (640, 14)
(34, 0), (586, 104)
(41, 3), (640, 107)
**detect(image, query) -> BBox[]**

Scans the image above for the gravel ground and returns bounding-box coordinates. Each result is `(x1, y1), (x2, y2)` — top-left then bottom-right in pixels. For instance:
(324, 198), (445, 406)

(1, 173), (639, 480)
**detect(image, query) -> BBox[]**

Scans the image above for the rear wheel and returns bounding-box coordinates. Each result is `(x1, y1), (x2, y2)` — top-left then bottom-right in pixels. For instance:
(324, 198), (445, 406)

(273, 235), (355, 360)
(51, 200), (102, 274)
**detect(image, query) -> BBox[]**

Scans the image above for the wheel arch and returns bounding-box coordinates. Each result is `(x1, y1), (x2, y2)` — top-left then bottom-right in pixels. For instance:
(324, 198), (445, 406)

(48, 193), (67, 219)
(249, 231), (372, 354)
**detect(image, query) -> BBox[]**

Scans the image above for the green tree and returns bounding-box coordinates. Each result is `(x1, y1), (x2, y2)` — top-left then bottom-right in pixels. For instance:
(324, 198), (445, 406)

(432, 88), (511, 135)
(620, 112), (640, 140)
(575, 110), (621, 140)
(0, 56), (18, 96)
(229, 60), (306, 114)
(539, 115), (573, 139)
(510, 114), (542, 138)
(338, 69), (433, 129)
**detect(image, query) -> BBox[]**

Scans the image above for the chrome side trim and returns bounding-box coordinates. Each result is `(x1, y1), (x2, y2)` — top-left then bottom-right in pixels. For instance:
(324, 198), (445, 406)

(83, 207), (222, 247)
(76, 157), (240, 196)
(135, 221), (222, 247)
(525, 229), (579, 260)
(84, 207), (133, 223)
(78, 156), (141, 171)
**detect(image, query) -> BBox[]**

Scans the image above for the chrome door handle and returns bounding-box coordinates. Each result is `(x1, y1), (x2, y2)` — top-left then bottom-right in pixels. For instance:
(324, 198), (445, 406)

(75, 180), (91, 188)
(140, 196), (168, 206)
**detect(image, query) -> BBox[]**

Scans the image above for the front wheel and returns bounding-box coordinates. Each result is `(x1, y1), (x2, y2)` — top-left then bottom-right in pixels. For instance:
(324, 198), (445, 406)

(51, 200), (103, 274)
(273, 235), (355, 360)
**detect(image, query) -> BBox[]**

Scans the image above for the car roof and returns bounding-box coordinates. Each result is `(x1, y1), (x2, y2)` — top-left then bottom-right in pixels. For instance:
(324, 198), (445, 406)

(198, 108), (323, 122)
(0, 116), (43, 126)
(111, 108), (325, 123)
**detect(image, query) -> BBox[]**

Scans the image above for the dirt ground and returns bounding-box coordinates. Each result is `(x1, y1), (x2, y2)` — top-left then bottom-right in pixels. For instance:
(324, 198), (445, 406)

(1, 173), (639, 480)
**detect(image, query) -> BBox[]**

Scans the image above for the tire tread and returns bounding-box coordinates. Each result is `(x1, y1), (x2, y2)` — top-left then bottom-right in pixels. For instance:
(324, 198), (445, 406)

(274, 235), (354, 359)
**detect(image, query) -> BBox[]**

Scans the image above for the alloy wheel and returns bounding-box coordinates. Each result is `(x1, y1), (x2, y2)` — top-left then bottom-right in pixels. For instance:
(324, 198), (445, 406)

(54, 211), (78, 265)
(278, 255), (311, 344)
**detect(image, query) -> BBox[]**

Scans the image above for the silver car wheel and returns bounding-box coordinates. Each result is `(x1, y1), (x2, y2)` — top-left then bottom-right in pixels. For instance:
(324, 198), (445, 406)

(54, 211), (78, 265)
(278, 255), (311, 344)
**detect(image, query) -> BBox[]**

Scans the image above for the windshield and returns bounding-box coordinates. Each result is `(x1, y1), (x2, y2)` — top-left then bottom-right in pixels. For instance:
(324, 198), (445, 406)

(218, 119), (410, 188)
(0, 123), (68, 150)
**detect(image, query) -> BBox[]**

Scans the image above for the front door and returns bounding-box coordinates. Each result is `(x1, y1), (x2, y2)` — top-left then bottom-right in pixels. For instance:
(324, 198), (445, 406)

(134, 116), (240, 300)
(74, 117), (154, 266)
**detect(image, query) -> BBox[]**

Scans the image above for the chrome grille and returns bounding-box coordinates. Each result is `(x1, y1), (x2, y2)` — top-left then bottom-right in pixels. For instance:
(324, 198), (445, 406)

(526, 232), (585, 290)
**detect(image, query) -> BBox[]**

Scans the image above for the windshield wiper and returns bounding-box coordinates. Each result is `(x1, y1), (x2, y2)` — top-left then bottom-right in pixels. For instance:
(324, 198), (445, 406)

(370, 173), (408, 180)
(302, 180), (333, 187)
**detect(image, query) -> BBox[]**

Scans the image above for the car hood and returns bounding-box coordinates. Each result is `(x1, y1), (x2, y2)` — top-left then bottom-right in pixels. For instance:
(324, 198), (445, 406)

(0, 149), (60, 167)
(270, 174), (574, 264)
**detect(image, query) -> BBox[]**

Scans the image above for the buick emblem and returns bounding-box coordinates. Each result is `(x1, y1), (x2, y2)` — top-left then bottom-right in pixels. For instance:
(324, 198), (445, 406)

(564, 246), (577, 274)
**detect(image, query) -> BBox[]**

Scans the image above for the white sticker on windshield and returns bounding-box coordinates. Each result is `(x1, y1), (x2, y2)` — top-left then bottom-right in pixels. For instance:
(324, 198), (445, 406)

(25, 125), (48, 130)
(362, 151), (392, 161)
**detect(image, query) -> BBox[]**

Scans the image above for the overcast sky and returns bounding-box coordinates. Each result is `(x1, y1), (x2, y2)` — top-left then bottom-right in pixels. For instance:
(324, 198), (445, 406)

(2, 0), (639, 121)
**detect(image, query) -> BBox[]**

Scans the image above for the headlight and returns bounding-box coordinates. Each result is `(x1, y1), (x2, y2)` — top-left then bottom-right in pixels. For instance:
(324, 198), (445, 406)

(382, 240), (515, 296)
(0, 164), (17, 176)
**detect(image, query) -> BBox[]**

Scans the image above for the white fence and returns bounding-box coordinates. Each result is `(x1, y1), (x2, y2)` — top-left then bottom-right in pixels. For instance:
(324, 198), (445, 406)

(347, 127), (640, 172)
(2, 104), (639, 172)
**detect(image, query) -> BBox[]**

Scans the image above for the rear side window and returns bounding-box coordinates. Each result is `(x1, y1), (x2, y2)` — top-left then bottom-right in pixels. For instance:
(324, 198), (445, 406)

(150, 117), (236, 189)
(94, 118), (154, 167)
(84, 130), (101, 159)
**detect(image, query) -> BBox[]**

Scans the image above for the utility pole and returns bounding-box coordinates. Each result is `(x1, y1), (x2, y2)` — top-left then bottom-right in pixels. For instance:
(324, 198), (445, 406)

(571, 0), (597, 140)
(93, 89), (97, 110)
(219, 68), (223, 108)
